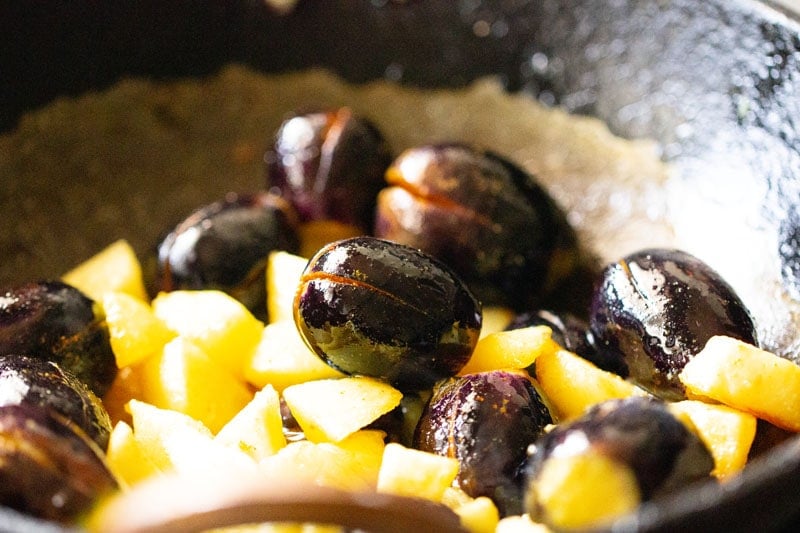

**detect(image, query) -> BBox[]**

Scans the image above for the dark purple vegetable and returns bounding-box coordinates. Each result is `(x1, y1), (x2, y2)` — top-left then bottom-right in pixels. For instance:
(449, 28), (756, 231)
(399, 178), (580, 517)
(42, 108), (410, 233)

(589, 248), (758, 399)
(0, 355), (112, 449)
(0, 404), (118, 524)
(294, 236), (481, 391)
(152, 191), (300, 319)
(0, 281), (117, 396)
(414, 370), (553, 516)
(524, 397), (714, 527)
(374, 143), (578, 311)
(265, 107), (392, 232)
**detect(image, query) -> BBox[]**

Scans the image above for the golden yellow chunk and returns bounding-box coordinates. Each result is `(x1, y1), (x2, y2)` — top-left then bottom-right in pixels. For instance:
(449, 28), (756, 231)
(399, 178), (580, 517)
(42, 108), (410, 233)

(62, 239), (148, 302)
(376, 442), (460, 502)
(282, 376), (402, 443)
(103, 364), (145, 426)
(679, 336), (800, 432)
(460, 325), (559, 374)
(479, 306), (515, 339)
(535, 348), (646, 421)
(102, 291), (176, 368)
(495, 515), (552, 533)
(298, 220), (362, 260)
(530, 451), (641, 530)
(105, 420), (161, 487)
(244, 320), (344, 392)
(152, 290), (264, 379)
(452, 496), (500, 533)
(127, 399), (254, 476)
(266, 250), (309, 323)
(214, 384), (287, 461)
(141, 337), (253, 434)
(669, 400), (757, 479)
(259, 430), (386, 492)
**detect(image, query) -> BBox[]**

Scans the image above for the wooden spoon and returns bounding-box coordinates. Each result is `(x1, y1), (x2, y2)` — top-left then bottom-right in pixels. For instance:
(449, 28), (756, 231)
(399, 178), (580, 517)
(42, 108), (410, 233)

(86, 470), (468, 533)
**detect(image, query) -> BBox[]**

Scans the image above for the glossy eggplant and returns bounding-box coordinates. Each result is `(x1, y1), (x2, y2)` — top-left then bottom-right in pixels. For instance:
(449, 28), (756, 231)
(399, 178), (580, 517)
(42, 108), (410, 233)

(0, 355), (112, 449)
(265, 107), (392, 232)
(294, 236), (481, 391)
(0, 281), (117, 396)
(152, 191), (300, 319)
(524, 396), (714, 529)
(589, 248), (758, 399)
(414, 370), (552, 516)
(0, 404), (118, 524)
(374, 143), (578, 311)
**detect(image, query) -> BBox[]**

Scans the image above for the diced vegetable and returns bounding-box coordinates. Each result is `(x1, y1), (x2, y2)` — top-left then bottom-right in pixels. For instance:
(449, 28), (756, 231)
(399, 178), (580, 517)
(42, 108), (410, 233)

(282, 376), (402, 443)
(61, 239), (148, 302)
(459, 325), (558, 374)
(102, 291), (176, 368)
(679, 335), (800, 432)
(266, 250), (309, 323)
(214, 384), (286, 461)
(376, 442), (460, 502)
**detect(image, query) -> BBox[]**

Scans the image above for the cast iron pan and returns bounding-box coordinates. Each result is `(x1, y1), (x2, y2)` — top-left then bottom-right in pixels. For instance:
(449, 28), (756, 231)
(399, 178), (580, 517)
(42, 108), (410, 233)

(3, 0), (800, 531)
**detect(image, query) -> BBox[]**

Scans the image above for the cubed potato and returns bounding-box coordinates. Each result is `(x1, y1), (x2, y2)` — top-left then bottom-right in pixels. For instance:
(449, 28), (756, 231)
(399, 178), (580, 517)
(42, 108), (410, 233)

(103, 364), (146, 426)
(529, 451), (641, 530)
(535, 348), (646, 421)
(244, 320), (344, 392)
(127, 399), (254, 476)
(679, 335), (800, 432)
(495, 515), (552, 533)
(669, 400), (756, 479)
(141, 337), (253, 433)
(376, 442), (460, 502)
(282, 376), (402, 443)
(151, 290), (264, 379)
(259, 430), (386, 492)
(460, 325), (558, 374)
(266, 250), (309, 324)
(214, 384), (286, 461)
(105, 420), (161, 487)
(479, 306), (515, 339)
(451, 495), (500, 533)
(102, 291), (176, 368)
(62, 239), (148, 302)
(298, 220), (362, 260)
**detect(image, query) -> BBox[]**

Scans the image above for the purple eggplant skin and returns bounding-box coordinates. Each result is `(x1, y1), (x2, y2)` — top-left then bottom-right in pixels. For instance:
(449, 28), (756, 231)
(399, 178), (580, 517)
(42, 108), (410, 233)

(0, 404), (118, 524)
(588, 248), (758, 400)
(413, 370), (553, 517)
(374, 143), (578, 311)
(0, 280), (117, 397)
(152, 191), (300, 320)
(524, 396), (714, 518)
(294, 236), (482, 391)
(265, 107), (393, 232)
(0, 354), (112, 449)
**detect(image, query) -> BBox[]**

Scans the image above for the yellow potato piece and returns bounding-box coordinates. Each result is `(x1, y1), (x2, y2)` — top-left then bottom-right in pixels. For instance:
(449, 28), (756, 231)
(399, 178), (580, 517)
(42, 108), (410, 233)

(479, 306), (515, 339)
(127, 399), (254, 476)
(495, 515), (552, 533)
(669, 400), (757, 479)
(102, 291), (176, 368)
(105, 420), (161, 487)
(298, 220), (362, 260)
(530, 451), (641, 530)
(259, 430), (386, 492)
(152, 290), (264, 379)
(680, 335), (800, 432)
(214, 384), (287, 461)
(460, 325), (558, 374)
(283, 376), (402, 443)
(62, 239), (148, 302)
(452, 496), (500, 533)
(376, 442), (460, 502)
(103, 364), (145, 427)
(244, 320), (344, 392)
(535, 348), (646, 421)
(141, 337), (253, 434)
(266, 250), (309, 324)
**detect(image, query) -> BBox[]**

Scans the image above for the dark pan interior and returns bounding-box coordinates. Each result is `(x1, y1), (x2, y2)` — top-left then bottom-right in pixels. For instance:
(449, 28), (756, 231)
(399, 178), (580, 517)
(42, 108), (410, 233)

(3, 0), (800, 531)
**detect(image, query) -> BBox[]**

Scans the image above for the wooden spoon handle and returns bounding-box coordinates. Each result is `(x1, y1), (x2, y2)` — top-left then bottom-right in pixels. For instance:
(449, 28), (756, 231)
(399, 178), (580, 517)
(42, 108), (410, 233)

(86, 471), (468, 533)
